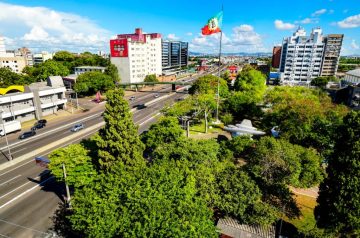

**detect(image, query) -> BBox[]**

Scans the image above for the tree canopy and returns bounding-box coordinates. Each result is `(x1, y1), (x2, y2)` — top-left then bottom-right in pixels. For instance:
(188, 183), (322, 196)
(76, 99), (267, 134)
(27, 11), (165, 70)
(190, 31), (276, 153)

(315, 111), (360, 236)
(25, 60), (70, 81)
(144, 74), (158, 83)
(189, 74), (229, 97)
(74, 71), (114, 95)
(0, 67), (35, 87)
(234, 66), (266, 101)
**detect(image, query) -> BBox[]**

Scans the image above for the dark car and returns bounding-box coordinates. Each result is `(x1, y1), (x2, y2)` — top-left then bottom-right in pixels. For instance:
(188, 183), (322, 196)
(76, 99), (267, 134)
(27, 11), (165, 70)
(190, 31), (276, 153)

(37, 119), (47, 124)
(137, 104), (146, 109)
(31, 122), (46, 131)
(19, 131), (36, 140)
(71, 123), (84, 132)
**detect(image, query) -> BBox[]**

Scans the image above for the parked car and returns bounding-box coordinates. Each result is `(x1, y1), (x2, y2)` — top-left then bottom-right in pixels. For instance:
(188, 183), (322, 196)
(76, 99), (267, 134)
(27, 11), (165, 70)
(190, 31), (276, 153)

(154, 94), (159, 98)
(129, 96), (136, 101)
(31, 122), (46, 131)
(37, 119), (47, 124)
(71, 123), (84, 132)
(19, 131), (36, 140)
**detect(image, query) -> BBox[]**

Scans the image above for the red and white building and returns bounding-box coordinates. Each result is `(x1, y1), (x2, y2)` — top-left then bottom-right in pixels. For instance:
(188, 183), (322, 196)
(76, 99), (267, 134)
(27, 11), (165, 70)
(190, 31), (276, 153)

(110, 28), (162, 84)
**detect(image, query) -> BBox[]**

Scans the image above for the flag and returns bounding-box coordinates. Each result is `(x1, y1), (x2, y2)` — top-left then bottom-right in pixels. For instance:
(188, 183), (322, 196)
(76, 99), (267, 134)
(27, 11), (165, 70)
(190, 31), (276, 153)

(202, 11), (223, 35)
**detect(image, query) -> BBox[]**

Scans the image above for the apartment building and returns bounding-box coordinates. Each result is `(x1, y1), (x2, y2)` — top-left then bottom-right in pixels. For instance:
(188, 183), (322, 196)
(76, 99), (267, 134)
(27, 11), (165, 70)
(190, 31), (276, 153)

(321, 34), (344, 76)
(278, 27), (343, 85)
(162, 40), (188, 70)
(110, 28), (162, 84)
(0, 76), (67, 122)
(0, 36), (28, 73)
(33, 52), (53, 65)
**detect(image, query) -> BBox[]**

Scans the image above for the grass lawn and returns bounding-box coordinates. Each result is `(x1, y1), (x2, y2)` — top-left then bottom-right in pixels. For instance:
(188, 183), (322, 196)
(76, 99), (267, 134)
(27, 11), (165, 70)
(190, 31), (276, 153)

(285, 194), (317, 234)
(189, 121), (223, 134)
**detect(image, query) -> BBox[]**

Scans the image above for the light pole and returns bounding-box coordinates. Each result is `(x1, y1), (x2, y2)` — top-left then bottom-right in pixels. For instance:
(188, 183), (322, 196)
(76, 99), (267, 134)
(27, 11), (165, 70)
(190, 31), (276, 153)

(0, 110), (13, 161)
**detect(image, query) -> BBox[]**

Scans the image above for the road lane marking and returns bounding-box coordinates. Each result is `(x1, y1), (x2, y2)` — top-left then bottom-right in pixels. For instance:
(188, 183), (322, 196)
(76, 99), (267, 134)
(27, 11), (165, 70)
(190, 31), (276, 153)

(0, 175), (21, 186)
(0, 160), (34, 177)
(10, 147), (28, 155)
(0, 176), (53, 209)
(138, 113), (161, 126)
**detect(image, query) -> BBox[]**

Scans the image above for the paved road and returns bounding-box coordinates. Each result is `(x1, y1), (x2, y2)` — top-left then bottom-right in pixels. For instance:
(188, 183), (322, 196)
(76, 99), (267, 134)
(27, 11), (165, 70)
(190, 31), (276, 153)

(0, 85), (174, 164)
(0, 88), (186, 237)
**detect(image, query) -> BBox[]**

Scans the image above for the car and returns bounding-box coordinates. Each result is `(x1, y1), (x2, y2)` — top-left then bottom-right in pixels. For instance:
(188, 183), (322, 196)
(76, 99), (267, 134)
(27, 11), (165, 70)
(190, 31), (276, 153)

(71, 123), (84, 132)
(129, 96), (136, 101)
(37, 119), (47, 124)
(19, 131), (36, 140)
(137, 104), (146, 109)
(31, 122), (46, 131)
(154, 94), (159, 98)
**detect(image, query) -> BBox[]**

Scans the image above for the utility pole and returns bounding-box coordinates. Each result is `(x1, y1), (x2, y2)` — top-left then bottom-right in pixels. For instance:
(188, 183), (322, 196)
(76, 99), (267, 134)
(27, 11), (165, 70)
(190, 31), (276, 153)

(62, 163), (71, 208)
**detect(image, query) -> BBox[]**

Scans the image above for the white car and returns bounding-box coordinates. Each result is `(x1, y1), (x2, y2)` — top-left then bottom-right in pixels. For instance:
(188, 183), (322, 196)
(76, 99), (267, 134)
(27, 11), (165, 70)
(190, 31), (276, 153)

(71, 123), (84, 132)
(154, 94), (159, 98)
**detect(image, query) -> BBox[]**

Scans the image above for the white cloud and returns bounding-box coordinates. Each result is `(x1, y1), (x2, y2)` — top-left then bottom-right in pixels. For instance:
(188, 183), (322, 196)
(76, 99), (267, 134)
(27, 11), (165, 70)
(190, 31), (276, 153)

(0, 2), (111, 52)
(295, 18), (319, 24)
(337, 14), (360, 28)
(234, 24), (254, 32)
(274, 20), (296, 30)
(186, 32), (193, 36)
(312, 9), (327, 17)
(190, 25), (267, 53)
(351, 40), (359, 50)
(167, 33), (180, 41)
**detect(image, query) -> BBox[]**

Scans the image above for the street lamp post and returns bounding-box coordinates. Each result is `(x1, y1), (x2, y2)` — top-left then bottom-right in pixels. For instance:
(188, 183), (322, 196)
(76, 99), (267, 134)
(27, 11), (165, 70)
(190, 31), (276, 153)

(0, 110), (13, 161)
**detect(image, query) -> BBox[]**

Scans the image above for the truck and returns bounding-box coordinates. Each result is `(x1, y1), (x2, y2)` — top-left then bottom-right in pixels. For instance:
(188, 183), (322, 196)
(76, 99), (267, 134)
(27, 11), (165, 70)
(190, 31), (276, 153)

(0, 120), (21, 136)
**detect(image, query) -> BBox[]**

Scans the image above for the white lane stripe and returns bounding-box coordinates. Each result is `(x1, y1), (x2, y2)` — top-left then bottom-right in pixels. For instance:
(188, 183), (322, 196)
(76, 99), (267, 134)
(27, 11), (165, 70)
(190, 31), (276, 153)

(0, 176), (54, 210)
(10, 147), (27, 155)
(0, 160), (34, 177)
(0, 181), (31, 199)
(138, 113), (161, 126)
(0, 175), (21, 186)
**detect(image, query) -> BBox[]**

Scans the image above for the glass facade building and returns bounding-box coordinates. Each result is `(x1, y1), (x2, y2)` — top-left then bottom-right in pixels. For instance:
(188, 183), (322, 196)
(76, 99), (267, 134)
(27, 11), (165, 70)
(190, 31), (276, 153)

(162, 40), (188, 70)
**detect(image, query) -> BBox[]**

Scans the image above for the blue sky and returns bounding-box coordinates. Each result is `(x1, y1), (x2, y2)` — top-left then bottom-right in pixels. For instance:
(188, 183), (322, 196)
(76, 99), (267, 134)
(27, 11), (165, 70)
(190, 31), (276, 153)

(0, 0), (359, 55)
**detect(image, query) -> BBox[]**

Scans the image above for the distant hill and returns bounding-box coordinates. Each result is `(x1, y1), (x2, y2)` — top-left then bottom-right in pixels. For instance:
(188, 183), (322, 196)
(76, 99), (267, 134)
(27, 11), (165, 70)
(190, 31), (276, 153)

(189, 52), (272, 57)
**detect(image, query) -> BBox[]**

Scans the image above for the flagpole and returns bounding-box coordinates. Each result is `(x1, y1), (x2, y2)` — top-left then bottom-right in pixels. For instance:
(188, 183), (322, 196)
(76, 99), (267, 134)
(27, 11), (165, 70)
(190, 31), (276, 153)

(215, 6), (223, 123)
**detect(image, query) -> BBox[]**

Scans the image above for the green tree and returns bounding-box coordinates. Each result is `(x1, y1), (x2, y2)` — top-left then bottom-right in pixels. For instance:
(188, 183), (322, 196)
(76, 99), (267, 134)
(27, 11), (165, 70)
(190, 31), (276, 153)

(74, 71), (114, 95)
(226, 135), (253, 159)
(93, 89), (145, 171)
(0, 67), (35, 87)
(215, 166), (278, 225)
(234, 67), (266, 101)
(142, 116), (184, 152)
(70, 162), (218, 237)
(189, 74), (229, 98)
(144, 74), (158, 83)
(248, 137), (323, 188)
(221, 71), (231, 82)
(310, 76), (337, 89)
(194, 94), (217, 133)
(220, 112), (233, 125)
(315, 111), (360, 236)
(53, 51), (75, 62)
(105, 63), (120, 83)
(263, 86), (348, 157)
(48, 144), (96, 188)
(31, 60), (70, 81)
(223, 91), (263, 120)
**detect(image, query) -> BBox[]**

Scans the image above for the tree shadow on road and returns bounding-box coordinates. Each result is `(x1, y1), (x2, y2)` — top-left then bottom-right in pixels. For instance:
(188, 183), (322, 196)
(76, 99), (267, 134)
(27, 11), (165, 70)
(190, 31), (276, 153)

(27, 170), (66, 203)
(49, 203), (81, 238)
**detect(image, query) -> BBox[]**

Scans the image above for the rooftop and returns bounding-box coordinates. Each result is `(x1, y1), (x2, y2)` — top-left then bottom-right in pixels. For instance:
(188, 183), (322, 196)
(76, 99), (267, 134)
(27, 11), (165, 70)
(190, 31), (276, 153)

(346, 69), (360, 78)
(217, 218), (275, 238)
(74, 66), (106, 70)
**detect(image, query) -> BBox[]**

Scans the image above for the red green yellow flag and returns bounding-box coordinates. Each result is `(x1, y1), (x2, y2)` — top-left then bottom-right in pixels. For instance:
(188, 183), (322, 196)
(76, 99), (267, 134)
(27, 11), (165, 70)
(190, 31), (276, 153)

(201, 11), (223, 35)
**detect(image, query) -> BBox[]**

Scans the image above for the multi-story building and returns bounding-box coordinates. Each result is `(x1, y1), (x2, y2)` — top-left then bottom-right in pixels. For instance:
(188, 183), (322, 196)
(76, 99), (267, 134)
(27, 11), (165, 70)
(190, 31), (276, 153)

(272, 46), (282, 68)
(321, 34), (344, 76)
(33, 52), (53, 65)
(110, 28), (162, 84)
(74, 66), (106, 75)
(278, 27), (343, 85)
(17, 47), (33, 67)
(162, 40), (188, 70)
(0, 36), (28, 73)
(0, 76), (67, 122)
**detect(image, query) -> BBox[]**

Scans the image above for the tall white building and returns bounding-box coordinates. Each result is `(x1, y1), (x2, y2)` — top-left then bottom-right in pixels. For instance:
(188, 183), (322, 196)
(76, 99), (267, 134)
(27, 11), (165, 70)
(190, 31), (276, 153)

(110, 28), (162, 84)
(279, 27), (343, 85)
